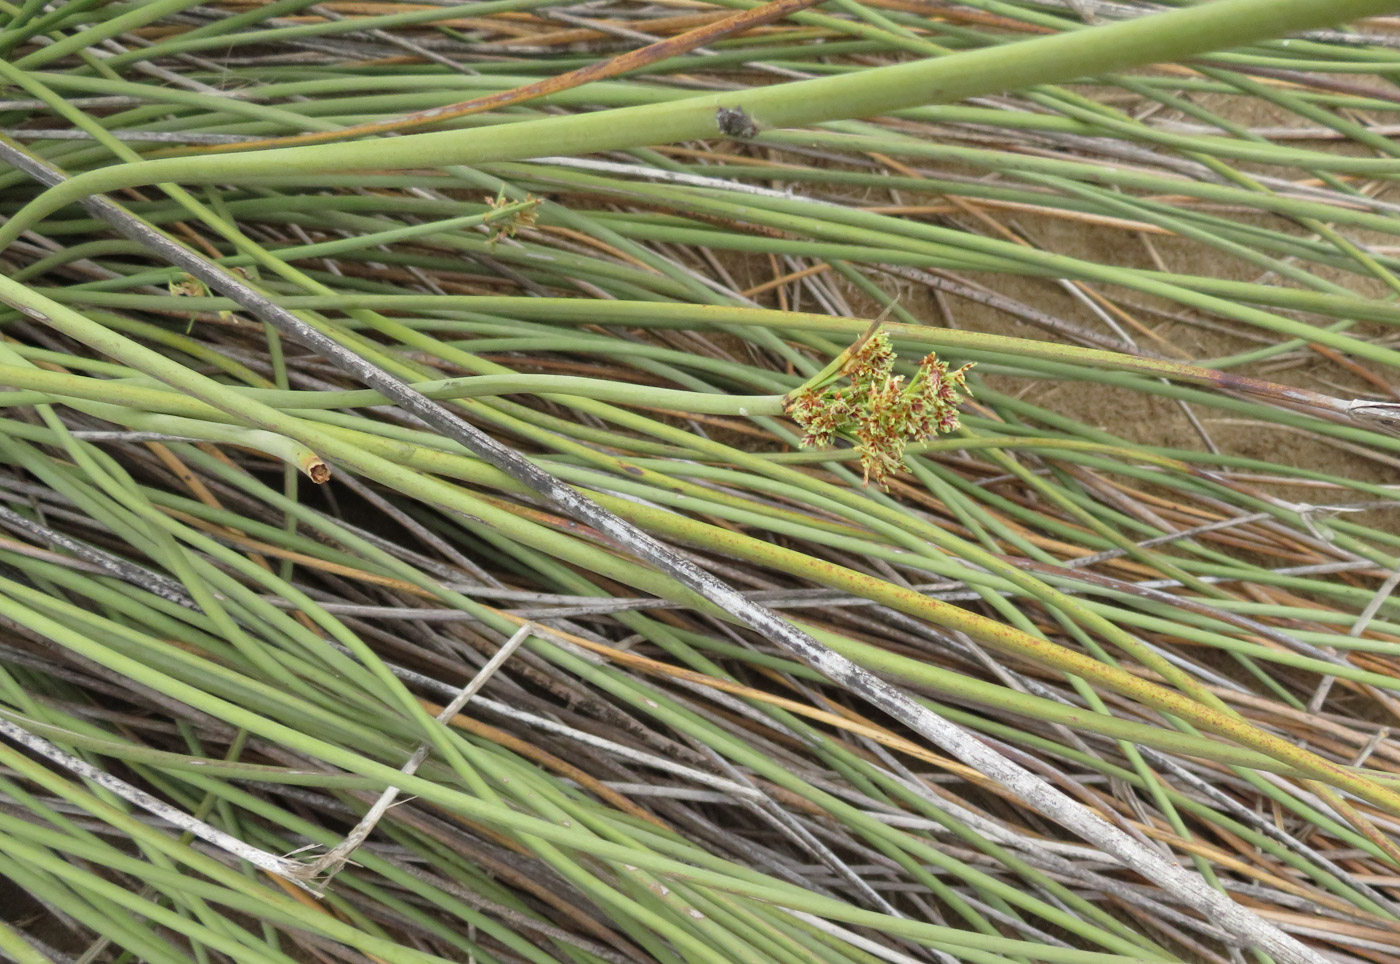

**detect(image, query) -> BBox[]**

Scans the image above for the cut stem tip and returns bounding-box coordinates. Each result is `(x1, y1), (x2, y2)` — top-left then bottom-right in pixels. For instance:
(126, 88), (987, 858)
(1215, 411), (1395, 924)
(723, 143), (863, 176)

(1346, 400), (1400, 437)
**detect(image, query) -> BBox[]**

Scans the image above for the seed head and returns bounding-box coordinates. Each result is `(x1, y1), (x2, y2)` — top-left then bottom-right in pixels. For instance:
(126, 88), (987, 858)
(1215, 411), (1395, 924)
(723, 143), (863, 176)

(786, 336), (974, 488)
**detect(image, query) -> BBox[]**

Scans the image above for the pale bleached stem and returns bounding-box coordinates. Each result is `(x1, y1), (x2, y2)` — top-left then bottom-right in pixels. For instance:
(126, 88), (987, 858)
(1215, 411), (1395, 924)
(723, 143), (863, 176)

(291, 624), (535, 884)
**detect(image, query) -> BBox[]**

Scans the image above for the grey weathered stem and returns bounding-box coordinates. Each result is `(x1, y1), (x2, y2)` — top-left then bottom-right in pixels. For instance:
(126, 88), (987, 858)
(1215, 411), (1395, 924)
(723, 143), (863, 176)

(0, 716), (313, 888)
(0, 139), (1332, 964)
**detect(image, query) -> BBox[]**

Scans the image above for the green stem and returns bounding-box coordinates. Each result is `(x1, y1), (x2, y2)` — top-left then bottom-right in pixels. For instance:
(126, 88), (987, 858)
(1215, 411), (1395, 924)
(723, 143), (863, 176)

(2, 0), (1393, 247)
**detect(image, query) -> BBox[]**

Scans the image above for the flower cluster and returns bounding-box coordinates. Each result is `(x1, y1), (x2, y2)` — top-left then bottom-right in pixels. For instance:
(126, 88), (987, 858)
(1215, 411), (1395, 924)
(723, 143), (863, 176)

(168, 268), (254, 331)
(786, 333), (973, 488)
(483, 192), (540, 246)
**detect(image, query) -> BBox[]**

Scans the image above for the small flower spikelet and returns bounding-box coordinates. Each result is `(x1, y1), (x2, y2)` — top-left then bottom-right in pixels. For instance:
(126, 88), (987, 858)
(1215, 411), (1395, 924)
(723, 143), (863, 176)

(787, 334), (973, 488)
(483, 192), (540, 245)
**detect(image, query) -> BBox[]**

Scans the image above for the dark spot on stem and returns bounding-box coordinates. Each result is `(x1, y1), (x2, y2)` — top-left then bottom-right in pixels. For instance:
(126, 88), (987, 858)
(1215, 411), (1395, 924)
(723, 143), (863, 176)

(716, 107), (757, 139)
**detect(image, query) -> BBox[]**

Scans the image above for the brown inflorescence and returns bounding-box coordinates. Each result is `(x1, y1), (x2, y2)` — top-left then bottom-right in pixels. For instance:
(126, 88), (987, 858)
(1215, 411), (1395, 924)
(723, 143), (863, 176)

(786, 334), (973, 488)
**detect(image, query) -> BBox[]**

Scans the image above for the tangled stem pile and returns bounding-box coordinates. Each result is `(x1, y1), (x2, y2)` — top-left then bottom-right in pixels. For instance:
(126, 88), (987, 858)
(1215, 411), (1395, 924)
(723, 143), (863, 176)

(2, 3), (1400, 964)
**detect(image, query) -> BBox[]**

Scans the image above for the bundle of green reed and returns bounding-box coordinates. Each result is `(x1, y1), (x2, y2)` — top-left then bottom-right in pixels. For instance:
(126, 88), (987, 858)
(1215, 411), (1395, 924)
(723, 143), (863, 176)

(4, 2), (1400, 963)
